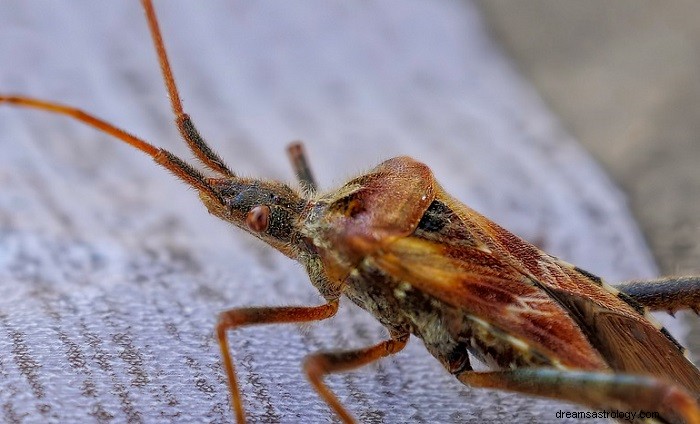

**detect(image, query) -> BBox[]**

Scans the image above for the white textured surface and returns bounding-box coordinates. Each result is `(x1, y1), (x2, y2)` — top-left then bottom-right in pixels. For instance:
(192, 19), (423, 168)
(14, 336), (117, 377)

(0, 1), (668, 423)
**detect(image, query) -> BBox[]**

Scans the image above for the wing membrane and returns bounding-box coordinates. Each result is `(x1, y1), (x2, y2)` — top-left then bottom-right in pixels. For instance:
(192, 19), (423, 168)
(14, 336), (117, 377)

(373, 192), (700, 396)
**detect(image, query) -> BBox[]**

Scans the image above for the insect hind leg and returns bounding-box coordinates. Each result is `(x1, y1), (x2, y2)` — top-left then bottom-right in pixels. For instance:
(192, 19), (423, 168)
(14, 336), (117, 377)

(456, 368), (700, 424)
(616, 277), (700, 315)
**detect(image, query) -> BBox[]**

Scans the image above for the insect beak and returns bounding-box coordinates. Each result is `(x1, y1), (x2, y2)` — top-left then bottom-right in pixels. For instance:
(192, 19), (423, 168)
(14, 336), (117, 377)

(198, 178), (234, 221)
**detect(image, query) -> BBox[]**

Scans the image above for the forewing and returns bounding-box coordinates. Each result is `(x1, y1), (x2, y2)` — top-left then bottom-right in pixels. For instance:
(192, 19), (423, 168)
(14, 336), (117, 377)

(371, 234), (607, 370)
(548, 267), (700, 396)
(445, 194), (700, 396)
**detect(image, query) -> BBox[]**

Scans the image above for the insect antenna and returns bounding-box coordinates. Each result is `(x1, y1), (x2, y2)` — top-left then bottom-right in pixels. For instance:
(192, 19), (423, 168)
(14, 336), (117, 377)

(0, 0), (235, 204)
(140, 0), (234, 178)
(0, 96), (223, 203)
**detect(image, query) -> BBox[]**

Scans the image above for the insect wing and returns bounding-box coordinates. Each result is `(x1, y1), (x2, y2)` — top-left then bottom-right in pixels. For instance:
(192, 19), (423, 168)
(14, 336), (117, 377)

(370, 234), (607, 370)
(449, 195), (700, 397)
(373, 193), (700, 398)
(546, 264), (700, 397)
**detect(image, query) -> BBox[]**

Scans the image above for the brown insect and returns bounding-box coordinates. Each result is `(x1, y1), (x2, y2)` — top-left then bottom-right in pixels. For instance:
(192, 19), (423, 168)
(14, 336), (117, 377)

(2, 0), (700, 423)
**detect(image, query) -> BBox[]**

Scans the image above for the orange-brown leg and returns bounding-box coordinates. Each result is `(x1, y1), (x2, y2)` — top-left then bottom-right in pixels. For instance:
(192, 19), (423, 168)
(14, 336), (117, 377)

(617, 276), (700, 314)
(216, 300), (339, 423)
(140, 0), (233, 177)
(286, 141), (318, 194)
(303, 333), (409, 424)
(457, 368), (700, 424)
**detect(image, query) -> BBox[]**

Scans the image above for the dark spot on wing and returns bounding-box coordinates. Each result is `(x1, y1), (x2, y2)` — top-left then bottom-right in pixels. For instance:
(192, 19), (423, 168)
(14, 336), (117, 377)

(414, 201), (478, 248)
(417, 200), (449, 232)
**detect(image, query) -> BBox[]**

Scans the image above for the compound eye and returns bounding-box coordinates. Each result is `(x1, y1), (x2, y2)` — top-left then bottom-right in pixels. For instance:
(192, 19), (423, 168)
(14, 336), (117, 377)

(246, 205), (270, 233)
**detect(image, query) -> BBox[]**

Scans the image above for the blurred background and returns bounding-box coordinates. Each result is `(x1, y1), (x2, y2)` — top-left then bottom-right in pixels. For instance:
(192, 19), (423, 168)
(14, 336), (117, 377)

(478, 0), (700, 352)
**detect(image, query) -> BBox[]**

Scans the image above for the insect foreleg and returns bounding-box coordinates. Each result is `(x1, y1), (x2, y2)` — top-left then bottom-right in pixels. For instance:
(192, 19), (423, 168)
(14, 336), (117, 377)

(457, 368), (700, 424)
(286, 141), (318, 195)
(303, 333), (410, 424)
(616, 277), (700, 314)
(216, 301), (339, 423)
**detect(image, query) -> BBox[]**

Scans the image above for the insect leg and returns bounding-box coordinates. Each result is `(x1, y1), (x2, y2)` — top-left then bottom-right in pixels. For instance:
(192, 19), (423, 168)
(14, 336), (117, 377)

(617, 276), (700, 314)
(303, 333), (409, 424)
(286, 141), (318, 194)
(140, 0), (234, 177)
(216, 300), (339, 423)
(456, 368), (700, 424)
